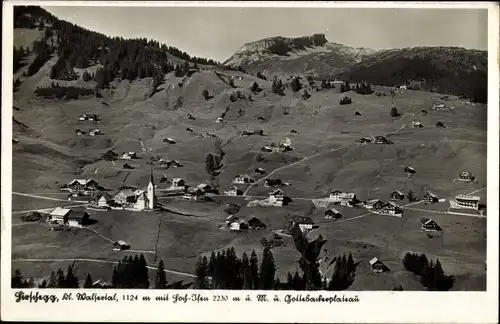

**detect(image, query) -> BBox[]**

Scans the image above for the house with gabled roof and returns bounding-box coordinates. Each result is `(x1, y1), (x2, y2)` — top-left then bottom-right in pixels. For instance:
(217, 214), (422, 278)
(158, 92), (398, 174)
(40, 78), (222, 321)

(423, 192), (439, 204)
(268, 189), (285, 206)
(458, 171), (475, 182)
(75, 129), (85, 136)
(420, 218), (441, 231)
(291, 216), (315, 233)
(369, 257), (390, 273)
(228, 219), (248, 231)
(233, 174), (254, 185)
(325, 208), (342, 219)
(248, 216), (266, 230)
(50, 207), (72, 224)
(364, 199), (385, 210)
(224, 186), (242, 196)
(390, 190), (405, 200)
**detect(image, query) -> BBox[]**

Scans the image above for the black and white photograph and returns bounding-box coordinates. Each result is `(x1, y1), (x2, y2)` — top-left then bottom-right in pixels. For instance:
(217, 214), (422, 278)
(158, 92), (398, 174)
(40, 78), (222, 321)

(1, 1), (498, 323)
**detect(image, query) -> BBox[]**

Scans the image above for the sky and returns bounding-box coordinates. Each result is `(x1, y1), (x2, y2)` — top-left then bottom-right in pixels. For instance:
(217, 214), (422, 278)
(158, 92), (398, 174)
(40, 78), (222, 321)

(43, 6), (488, 63)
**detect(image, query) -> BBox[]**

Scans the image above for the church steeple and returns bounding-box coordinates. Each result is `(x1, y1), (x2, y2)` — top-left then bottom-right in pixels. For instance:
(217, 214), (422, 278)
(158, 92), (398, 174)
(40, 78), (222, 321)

(149, 168), (155, 186)
(147, 168), (156, 209)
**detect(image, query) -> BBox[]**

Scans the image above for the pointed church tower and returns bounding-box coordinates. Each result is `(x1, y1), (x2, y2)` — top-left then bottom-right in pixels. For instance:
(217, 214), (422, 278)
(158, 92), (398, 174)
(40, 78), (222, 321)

(147, 169), (156, 209)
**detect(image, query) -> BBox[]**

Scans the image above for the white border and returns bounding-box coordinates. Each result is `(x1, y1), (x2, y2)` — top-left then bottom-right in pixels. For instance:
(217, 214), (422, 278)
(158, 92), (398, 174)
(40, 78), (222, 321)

(1, 2), (499, 323)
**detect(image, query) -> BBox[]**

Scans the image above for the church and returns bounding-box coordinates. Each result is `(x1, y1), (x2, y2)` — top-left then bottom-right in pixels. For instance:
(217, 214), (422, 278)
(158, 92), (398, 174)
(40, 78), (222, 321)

(109, 169), (157, 210)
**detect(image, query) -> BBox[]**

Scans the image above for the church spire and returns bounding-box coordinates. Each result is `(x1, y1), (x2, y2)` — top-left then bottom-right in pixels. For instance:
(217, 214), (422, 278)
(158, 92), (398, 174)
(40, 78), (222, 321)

(149, 168), (154, 186)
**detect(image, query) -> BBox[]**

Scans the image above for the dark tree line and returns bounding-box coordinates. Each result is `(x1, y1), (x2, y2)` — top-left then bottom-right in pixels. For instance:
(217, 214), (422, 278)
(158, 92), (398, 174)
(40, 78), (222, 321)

(355, 82), (374, 95)
(12, 265), (80, 289)
(402, 252), (454, 291)
(35, 86), (94, 100)
(112, 254), (150, 289)
(192, 247), (276, 290)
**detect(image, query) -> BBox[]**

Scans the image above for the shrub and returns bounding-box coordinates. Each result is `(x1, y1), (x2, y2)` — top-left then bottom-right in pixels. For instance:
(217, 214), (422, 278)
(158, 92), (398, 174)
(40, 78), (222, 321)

(21, 211), (42, 222)
(339, 96), (352, 105)
(257, 72), (267, 80)
(302, 89), (311, 100)
(229, 78), (235, 88)
(272, 77), (284, 96)
(290, 78), (302, 92)
(251, 82), (261, 93)
(202, 89), (211, 100)
(390, 107), (400, 117)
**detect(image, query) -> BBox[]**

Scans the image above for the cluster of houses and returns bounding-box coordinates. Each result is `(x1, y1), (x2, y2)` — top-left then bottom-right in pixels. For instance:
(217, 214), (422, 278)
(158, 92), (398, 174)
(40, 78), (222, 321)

(75, 128), (102, 136)
(327, 190), (358, 207)
(48, 207), (90, 228)
(147, 157), (183, 169)
(261, 138), (294, 153)
(195, 132), (217, 139)
(225, 215), (266, 231)
(78, 114), (99, 122)
(356, 135), (393, 145)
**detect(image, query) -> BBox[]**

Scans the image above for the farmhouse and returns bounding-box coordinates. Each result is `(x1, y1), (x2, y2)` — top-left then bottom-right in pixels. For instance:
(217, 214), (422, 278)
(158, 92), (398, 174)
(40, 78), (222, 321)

(450, 195), (480, 210)
(121, 152), (138, 160)
(196, 183), (212, 193)
(375, 136), (392, 144)
(233, 174), (254, 184)
(254, 168), (266, 175)
(329, 191), (356, 206)
(170, 178), (186, 190)
(163, 137), (176, 144)
(356, 137), (372, 145)
(78, 114), (87, 121)
(186, 127), (194, 133)
(261, 146), (273, 152)
(412, 121), (423, 128)
(404, 166), (416, 176)
(114, 190), (136, 205)
(87, 114), (98, 121)
(364, 199), (385, 210)
(224, 186), (242, 196)
(184, 188), (205, 201)
(229, 219), (249, 231)
(436, 121), (445, 128)
(188, 114), (196, 120)
(49, 207), (89, 227)
(290, 129), (299, 134)
(242, 130), (253, 137)
(379, 201), (403, 216)
(97, 192), (113, 208)
(268, 189), (285, 206)
(369, 257), (390, 273)
(248, 217), (266, 230)
(265, 178), (284, 188)
(420, 218), (441, 231)
(114, 240), (130, 250)
(423, 192), (439, 204)
(324, 208), (342, 219)
(66, 211), (90, 228)
(49, 207), (71, 224)
(89, 129), (101, 136)
(63, 179), (99, 194)
(216, 117), (224, 123)
(226, 215), (239, 224)
(433, 103), (445, 109)
(458, 171), (475, 182)
(75, 129), (85, 136)
(390, 190), (405, 200)
(291, 216), (315, 233)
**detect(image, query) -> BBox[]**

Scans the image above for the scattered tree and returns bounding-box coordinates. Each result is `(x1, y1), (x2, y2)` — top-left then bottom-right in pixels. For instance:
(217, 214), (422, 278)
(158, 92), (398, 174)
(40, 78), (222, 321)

(84, 273), (93, 288)
(154, 260), (168, 289)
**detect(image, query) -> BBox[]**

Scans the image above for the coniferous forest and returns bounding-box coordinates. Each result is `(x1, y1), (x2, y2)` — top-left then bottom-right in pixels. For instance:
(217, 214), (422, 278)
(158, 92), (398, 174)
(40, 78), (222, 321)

(13, 6), (220, 89)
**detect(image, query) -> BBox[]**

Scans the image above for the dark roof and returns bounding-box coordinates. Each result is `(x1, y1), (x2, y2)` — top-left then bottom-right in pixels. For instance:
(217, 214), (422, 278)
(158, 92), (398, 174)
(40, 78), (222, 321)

(293, 216), (314, 224)
(67, 210), (89, 220)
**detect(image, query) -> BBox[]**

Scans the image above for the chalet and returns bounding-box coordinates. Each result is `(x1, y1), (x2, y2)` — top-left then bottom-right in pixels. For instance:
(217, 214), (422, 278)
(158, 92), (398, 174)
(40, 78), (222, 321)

(224, 186), (242, 196)
(254, 168), (266, 175)
(66, 211), (90, 228)
(87, 114), (98, 121)
(242, 131), (253, 137)
(375, 136), (392, 144)
(89, 129), (101, 136)
(380, 201), (403, 216)
(369, 257), (389, 273)
(163, 137), (176, 144)
(355, 111), (362, 116)
(65, 179), (99, 194)
(404, 166), (416, 176)
(75, 129), (85, 136)
(329, 191), (356, 206)
(356, 137), (372, 145)
(421, 110), (428, 115)
(205, 133), (216, 138)
(290, 129), (299, 134)
(233, 174), (254, 184)
(167, 160), (183, 168)
(78, 114), (88, 121)
(50, 207), (72, 224)
(364, 199), (385, 210)
(324, 208), (342, 219)
(170, 178), (186, 190)
(412, 121), (423, 128)
(420, 218), (441, 231)
(268, 189), (285, 206)
(216, 117), (224, 123)
(436, 121), (445, 128)
(248, 217), (266, 230)
(458, 171), (475, 182)
(450, 195), (480, 210)
(254, 129), (264, 136)
(423, 192), (439, 204)
(291, 216), (315, 233)
(257, 116), (265, 121)
(433, 103), (446, 110)
(261, 146), (273, 152)
(113, 190), (136, 205)
(188, 114), (196, 120)
(97, 193), (113, 208)
(121, 152), (137, 160)
(226, 215), (239, 224)
(196, 183), (212, 193)
(114, 240), (130, 250)
(229, 219), (249, 231)
(184, 188), (205, 201)
(390, 190), (405, 200)
(186, 127), (194, 133)
(265, 178), (284, 188)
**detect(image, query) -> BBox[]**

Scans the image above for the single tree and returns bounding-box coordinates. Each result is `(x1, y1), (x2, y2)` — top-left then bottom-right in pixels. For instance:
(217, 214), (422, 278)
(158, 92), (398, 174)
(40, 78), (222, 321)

(249, 250), (260, 290)
(155, 260), (168, 289)
(258, 246), (276, 290)
(84, 273), (93, 288)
